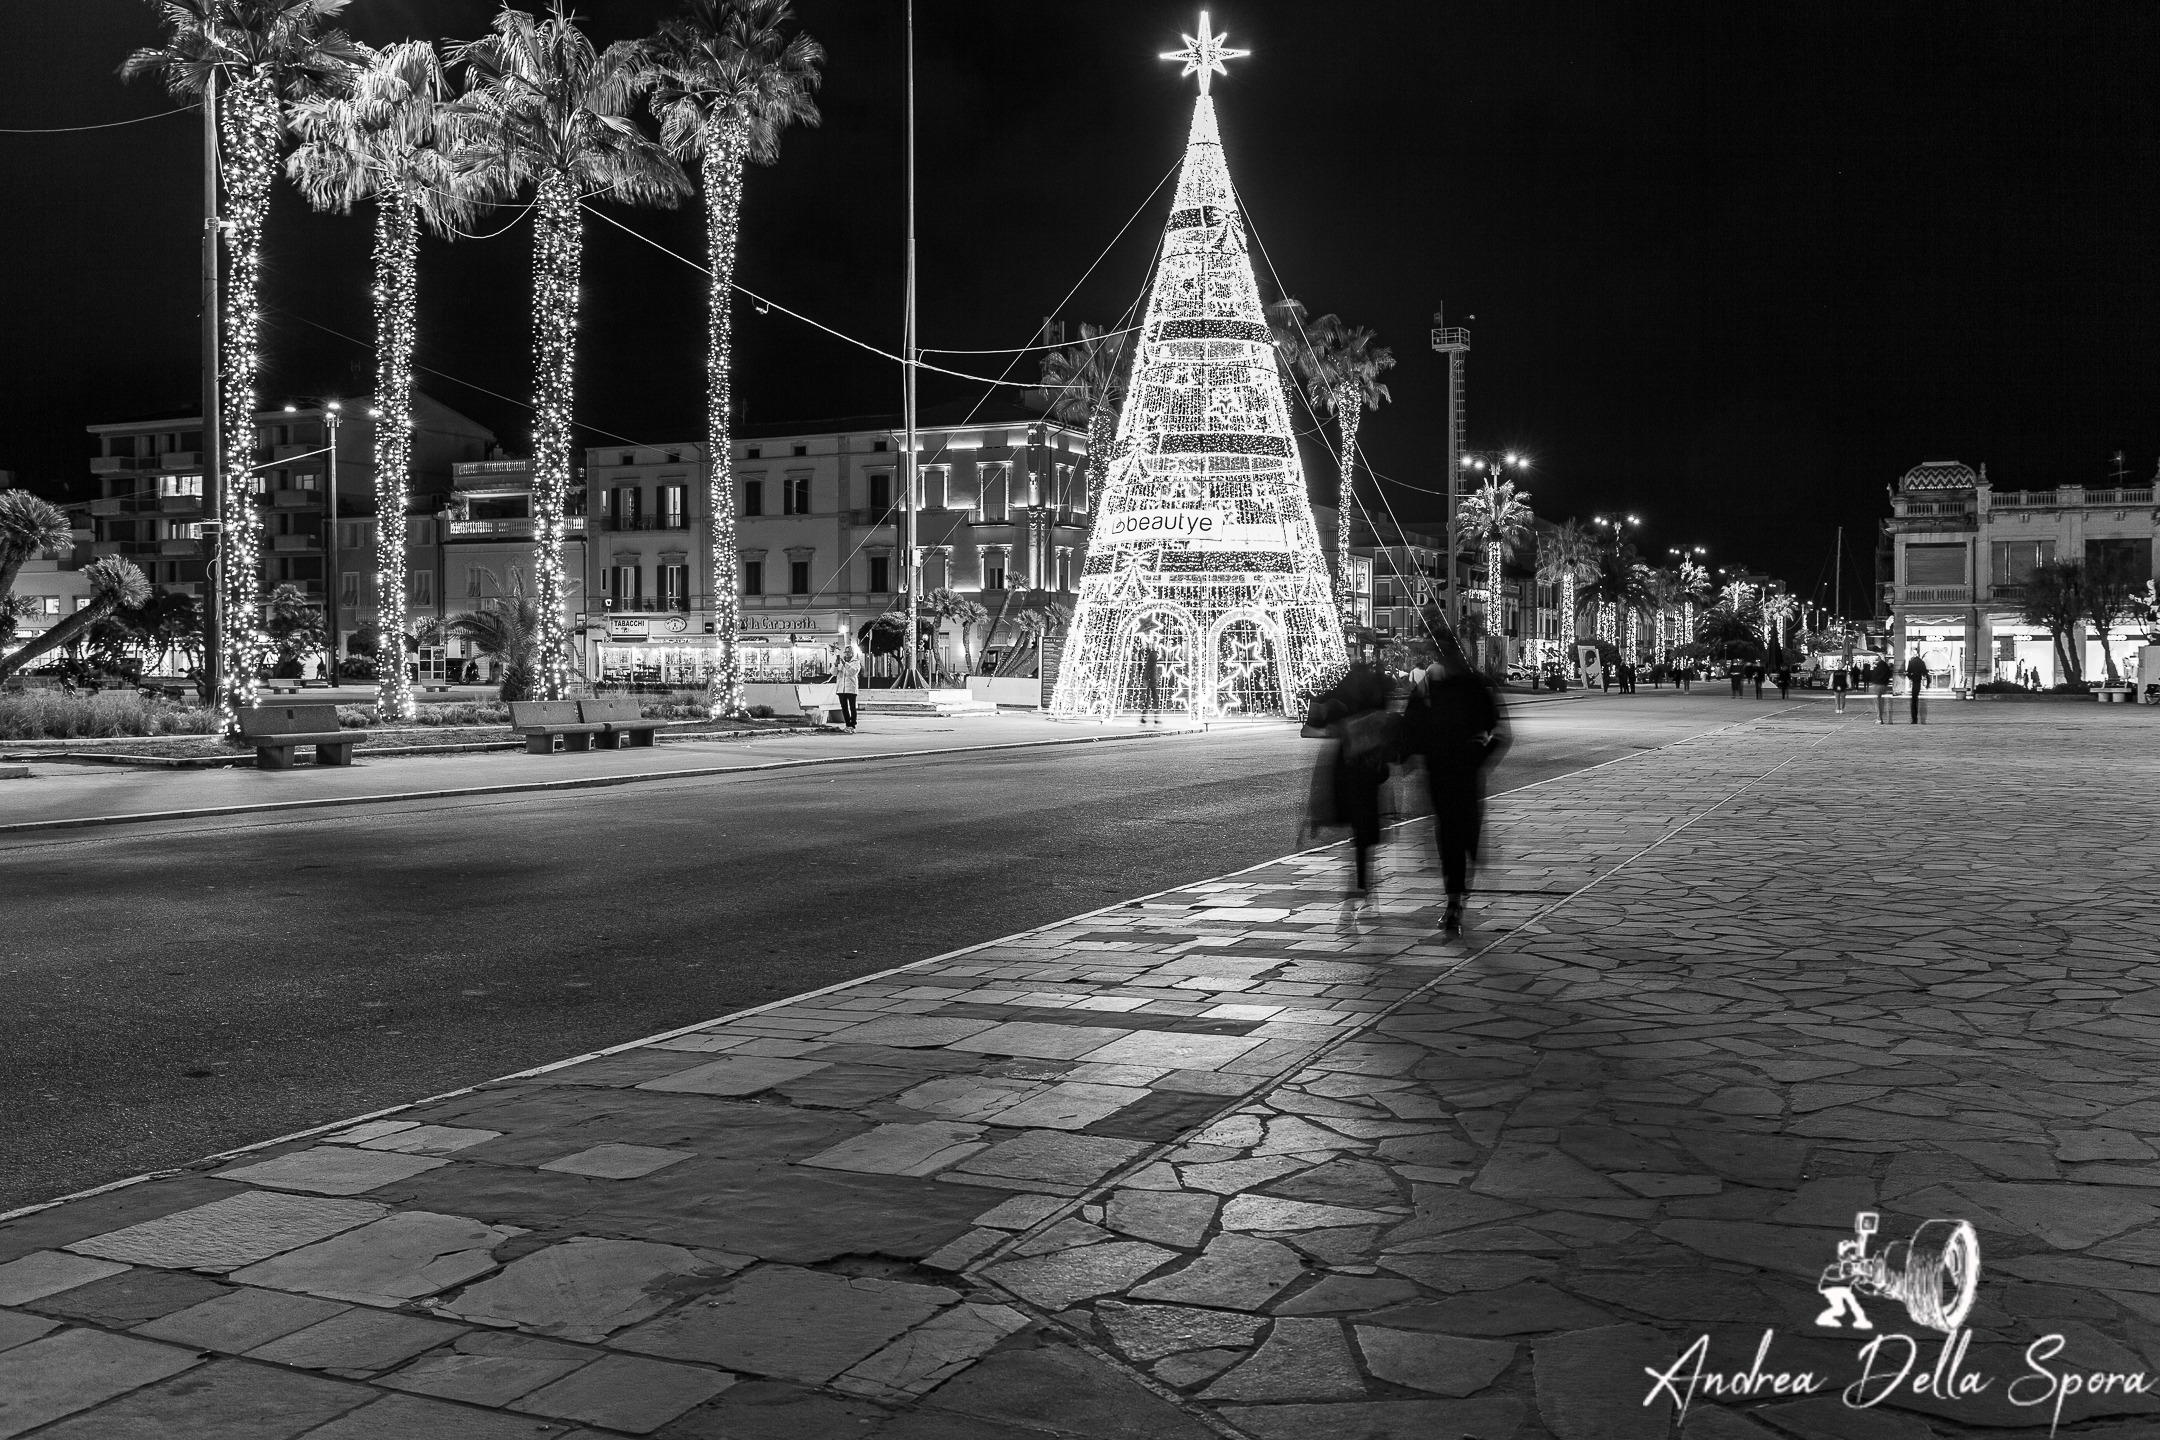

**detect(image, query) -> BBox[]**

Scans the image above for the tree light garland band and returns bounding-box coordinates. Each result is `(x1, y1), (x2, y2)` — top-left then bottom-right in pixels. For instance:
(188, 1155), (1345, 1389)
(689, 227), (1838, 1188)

(215, 74), (282, 725)
(1050, 74), (1346, 719)
(530, 172), (580, 701)
(1336, 389), (1360, 632)
(704, 119), (747, 718)
(373, 188), (419, 721)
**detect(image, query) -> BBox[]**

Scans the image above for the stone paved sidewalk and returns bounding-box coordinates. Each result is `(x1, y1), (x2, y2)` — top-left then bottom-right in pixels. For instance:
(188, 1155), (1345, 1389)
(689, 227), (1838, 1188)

(4, 704), (2160, 1438)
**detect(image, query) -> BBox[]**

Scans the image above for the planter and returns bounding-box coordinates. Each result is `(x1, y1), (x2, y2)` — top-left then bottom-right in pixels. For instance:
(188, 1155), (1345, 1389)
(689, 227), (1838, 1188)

(1972, 691), (2097, 702)
(2099, 687), (2135, 704)
(743, 682), (842, 722)
(967, 676), (1041, 708)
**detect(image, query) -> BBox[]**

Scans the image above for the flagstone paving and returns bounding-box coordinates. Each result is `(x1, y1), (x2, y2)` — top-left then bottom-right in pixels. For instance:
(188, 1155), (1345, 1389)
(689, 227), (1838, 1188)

(5, 704), (2160, 1437)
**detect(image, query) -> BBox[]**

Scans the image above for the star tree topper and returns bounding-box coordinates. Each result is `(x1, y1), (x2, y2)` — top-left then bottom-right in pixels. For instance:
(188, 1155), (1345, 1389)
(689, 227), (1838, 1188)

(1161, 11), (1248, 96)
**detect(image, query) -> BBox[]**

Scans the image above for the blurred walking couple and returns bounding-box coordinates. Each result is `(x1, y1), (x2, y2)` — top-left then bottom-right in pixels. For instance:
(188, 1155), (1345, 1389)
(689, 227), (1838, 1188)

(1306, 635), (1509, 937)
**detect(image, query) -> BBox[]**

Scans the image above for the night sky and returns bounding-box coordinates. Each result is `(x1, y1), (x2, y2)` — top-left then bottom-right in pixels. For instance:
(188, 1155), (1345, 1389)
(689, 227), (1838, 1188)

(4, 1), (2158, 609)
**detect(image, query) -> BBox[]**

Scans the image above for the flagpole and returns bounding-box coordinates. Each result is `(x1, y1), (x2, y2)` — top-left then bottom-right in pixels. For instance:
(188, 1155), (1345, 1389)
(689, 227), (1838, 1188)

(895, 0), (925, 690)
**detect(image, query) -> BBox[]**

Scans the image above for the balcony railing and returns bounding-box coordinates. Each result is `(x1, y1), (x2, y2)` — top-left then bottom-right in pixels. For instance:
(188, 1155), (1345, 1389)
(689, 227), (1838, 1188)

(1994, 488), (2155, 508)
(1897, 500), (1970, 516)
(159, 494), (204, 514)
(600, 595), (692, 612)
(1899, 585), (1970, 604)
(605, 514), (692, 532)
(1989, 583), (2027, 600)
(269, 489), (322, 509)
(272, 533), (320, 553)
(158, 539), (202, 557)
(448, 516), (587, 539)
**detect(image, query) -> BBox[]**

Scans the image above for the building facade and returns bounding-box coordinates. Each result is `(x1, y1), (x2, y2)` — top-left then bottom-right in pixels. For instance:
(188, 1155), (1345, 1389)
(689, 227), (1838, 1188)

(580, 404), (1091, 689)
(1884, 459), (2159, 689)
(85, 394), (495, 659)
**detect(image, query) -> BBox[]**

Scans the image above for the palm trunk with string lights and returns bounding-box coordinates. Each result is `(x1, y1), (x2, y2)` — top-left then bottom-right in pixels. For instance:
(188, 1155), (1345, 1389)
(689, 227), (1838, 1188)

(528, 172), (581, 700)
(213, 72), (283, 726)
(1334, 385), (1361, 631)
(371, 187), (419, 720)
(701, 115), (749, 717)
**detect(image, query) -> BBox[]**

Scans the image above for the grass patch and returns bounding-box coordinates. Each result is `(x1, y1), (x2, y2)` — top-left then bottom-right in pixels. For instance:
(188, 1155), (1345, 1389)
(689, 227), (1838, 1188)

(0, 692), (218, 740)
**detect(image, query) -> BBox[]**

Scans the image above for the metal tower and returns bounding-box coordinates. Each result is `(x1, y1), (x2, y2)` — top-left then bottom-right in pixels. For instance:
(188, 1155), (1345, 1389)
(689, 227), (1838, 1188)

(1429, 310), (1471, 628)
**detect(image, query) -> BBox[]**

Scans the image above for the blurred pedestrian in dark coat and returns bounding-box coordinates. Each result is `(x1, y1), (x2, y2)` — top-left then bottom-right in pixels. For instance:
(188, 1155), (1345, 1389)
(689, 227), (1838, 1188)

(1306, 660), (1394, 899)
(1401, 638), (1508, 936)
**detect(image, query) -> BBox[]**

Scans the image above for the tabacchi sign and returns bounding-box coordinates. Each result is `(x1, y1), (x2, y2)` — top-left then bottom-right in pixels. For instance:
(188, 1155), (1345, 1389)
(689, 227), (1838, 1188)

(1640, 1211), (2155, 1437)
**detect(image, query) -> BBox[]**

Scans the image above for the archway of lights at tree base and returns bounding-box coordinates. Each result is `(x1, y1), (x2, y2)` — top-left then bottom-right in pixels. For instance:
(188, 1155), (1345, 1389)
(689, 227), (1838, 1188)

(1049, 94), (1346, 719)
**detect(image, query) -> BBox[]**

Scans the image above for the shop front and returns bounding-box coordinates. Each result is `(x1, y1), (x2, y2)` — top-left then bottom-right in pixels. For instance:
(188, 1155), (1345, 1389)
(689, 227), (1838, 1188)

(590, 615), (849, 690)
(1900, 618), (1968, 691)
(1989, 624), (2060, 689)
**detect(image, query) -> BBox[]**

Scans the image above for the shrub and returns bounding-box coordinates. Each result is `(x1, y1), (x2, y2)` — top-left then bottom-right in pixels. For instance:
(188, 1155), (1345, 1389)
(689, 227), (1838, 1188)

(747, 704), (775, 718)
(0, 692), (218, 740)
(338, 655), (377, 681)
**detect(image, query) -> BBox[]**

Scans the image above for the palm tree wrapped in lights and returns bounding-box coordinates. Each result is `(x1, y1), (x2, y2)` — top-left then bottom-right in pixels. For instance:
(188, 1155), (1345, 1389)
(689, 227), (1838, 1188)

(290, 40), (487, 723)
(1039, 323), (1129, 525)
(641, 0), (822, 719)
(1457, 475), (1533, 672)
(1761, 590), (1799, 660)
(1540, 518), (1597, 662)
(125, 0), (362, 724)
(453, 2), (690, 701)
(1673, 553), (1710, 649)
(1295, 315), (1394, 630)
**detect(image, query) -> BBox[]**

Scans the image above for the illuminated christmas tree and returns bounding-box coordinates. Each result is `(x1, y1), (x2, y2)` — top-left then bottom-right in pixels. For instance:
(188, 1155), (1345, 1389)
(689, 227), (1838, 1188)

(1048, 13), (1346, 719)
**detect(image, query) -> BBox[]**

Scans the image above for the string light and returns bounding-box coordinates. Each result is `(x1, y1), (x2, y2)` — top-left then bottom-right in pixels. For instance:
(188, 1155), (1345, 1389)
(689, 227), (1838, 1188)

(702, 122), (747, 718)
(214, 74), (282, 725)
(529, 172), (579, 700)
(373, 190), (418, 721)
(1050, 44), (1346, 719)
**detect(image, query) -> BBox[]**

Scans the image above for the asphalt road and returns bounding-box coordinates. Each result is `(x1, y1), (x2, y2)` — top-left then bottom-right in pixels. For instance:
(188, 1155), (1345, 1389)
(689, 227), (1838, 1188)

(0, 691), (1767, 1209)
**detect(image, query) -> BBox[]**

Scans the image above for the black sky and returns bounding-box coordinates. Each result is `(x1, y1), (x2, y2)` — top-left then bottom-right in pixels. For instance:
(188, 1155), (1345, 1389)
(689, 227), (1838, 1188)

(3, 1), (2158, 606)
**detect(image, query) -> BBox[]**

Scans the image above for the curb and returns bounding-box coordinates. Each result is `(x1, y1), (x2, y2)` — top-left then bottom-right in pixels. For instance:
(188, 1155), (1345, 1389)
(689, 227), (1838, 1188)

(0, 724), (1230, 839)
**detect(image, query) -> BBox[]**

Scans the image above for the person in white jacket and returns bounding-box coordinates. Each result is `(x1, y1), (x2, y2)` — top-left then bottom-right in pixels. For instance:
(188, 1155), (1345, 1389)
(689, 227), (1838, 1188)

(834, 645), (862, 731)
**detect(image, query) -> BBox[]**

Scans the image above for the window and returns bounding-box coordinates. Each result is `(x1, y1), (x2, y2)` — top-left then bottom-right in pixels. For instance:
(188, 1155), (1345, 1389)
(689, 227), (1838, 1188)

(1990, 540), (2053, 585)
(924, 466), (948, 509)
(159, 473), (203, 498)
(659, 484), (687, 527)
(466, 565), (485, 598)
(869, 555), (890, 592)
(783, 475), (810, 515)
(619, 453), (634, 467)
(665, 450), (682, 464)
(1055, 550), (1070, 590)
(339, 571), (359, 607)
(36, 596), (59, 617)
(2087, 537), (2152, 577)
(978, 463), (1008, 522)
(407, 569), (434, 606)
(746, 446), (761, 460)
(181, 431), (202, 452)
(109, 436), (136, 458)
(789, 560), (810, 594)
(985, 560), (1006, 590)
(743, 560), (764, 595)
(1905, 543), (1965, 586)
(872, 439), (889, 452)
(607, 565), (642, 609)
(612, 486), (641, 526)
(869, 473), (891, 513)
(74, 596), (94, 612)
(659, 563), (688, 609)
(793, 444), (807, 457)
(743, 480), (763, 516)
(1055, 464), (1073, 508)
(165, 520), (202, 541)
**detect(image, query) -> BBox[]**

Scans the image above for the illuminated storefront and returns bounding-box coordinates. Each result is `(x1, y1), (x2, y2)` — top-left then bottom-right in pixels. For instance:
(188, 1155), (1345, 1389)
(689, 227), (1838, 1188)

(589, 616), (847, 689)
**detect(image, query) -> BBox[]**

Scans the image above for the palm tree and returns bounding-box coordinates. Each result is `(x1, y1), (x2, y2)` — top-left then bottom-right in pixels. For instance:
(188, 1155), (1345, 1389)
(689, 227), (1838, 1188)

(1537, 518), (1607, 651)
(641, 0), (822, 720)
(1582, 544), (1653, 654)
(993, 600), (1071, 677)
(124, 1), (362, 720)
(1295, 314), (1394, 629)
(453, 3), (690, 701)
(1039, 323), (1129, 521)
(445, 568), (542, 701)
(1538, 518), (1598, 652)
(289, 40), (485, 724)
(921, 586), (990, 680)
(1457, 479), (1534, 673)
(0, 491), (76, 612)
(0, 559), (154, 683)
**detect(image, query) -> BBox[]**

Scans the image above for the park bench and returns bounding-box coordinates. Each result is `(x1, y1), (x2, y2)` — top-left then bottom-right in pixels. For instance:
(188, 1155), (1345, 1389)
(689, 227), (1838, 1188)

(266, 678), (303, 695)
(578, 697), (664, 748)
(238, 704), (355, 770)
(508, 700), (606, 755)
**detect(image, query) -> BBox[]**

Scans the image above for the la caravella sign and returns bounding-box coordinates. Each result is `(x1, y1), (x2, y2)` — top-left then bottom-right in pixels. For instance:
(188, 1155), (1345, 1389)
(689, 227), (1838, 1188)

(1099, 507), (1289, 551)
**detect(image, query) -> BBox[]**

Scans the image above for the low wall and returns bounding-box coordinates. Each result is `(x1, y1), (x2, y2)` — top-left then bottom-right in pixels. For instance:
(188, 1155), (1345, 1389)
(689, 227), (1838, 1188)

(968, 677), (1042, 708)
(745, 682), (841, 718)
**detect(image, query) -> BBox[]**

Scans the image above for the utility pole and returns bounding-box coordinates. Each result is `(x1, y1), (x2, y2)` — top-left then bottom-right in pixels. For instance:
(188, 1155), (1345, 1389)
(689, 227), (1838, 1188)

(1429, 308), (1470, 630)
(895, 0), (924, 690)
(323, 401), (341, 684)
(200, 73), (223, 706)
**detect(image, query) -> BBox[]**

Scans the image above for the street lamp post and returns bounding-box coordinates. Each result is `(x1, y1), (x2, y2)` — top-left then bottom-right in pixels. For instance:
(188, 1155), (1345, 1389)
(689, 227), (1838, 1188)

(323, 401), (340, 685)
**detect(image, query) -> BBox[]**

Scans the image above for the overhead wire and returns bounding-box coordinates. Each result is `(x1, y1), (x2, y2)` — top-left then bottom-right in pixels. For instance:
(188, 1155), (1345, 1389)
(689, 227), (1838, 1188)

(0, 106), (194, 135)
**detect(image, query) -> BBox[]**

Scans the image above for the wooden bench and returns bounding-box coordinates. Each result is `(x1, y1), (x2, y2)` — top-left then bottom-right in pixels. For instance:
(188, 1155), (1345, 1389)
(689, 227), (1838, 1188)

(238, 704), (355, 770)
(509, 700), (605, 754)
(266, 678), (303, 695)
(578, 697), (664, 748)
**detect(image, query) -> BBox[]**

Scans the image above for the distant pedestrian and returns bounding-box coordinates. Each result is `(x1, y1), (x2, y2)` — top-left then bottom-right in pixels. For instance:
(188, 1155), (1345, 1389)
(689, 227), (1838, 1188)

(1601, 665), (1613, 692)
(1403, 638), (1509, 937)
(1730, 667), (1744, 698)
(1870, 657), (1892, 723)
(1137, 641), (1164, 724)
(1622, 662), (1637, 694)
(834, 644), (862, 731)
(1750, 664), (1765, 700)
(1307, 660), (1395, 902)
(1775, 666), (1792, 700)
(1904, 653), (1930, 724)
(1832, 666), (1850, 715)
